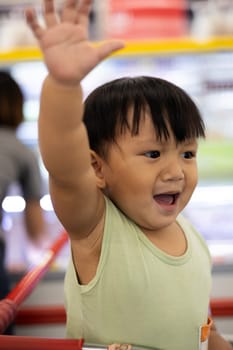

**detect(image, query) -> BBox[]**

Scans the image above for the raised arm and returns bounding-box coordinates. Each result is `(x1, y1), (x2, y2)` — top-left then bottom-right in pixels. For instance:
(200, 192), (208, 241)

(25, 0), (124, 237)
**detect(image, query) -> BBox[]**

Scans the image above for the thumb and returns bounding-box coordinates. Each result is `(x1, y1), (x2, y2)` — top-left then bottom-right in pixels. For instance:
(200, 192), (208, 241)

(96, 40), (125, 61)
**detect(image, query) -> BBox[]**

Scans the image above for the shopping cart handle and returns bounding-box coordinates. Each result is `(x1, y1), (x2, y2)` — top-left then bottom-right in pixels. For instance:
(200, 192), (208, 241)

(0, 299), (17, 335)
(84, 344), (163, 350)
(0, 337), (163, 350)
(0, 335), (84, 350)
(0, 231), (68, 334)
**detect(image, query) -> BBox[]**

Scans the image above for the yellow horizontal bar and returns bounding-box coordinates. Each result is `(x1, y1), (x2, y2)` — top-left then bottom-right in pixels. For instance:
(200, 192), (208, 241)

(0, 47), (42, 63)
(0, 36), (233, 63)
(117, 36), (233, 56)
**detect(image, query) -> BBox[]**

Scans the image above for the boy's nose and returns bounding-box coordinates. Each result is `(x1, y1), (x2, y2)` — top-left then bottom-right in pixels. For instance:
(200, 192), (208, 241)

(161, 160), (184, 182)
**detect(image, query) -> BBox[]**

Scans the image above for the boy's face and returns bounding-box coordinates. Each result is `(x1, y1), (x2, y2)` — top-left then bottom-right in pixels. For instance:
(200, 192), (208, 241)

(101, 113), (198, 234)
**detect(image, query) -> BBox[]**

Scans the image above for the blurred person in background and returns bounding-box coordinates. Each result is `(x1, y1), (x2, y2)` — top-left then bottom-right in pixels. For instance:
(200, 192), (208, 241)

(0, 71), (47, 334)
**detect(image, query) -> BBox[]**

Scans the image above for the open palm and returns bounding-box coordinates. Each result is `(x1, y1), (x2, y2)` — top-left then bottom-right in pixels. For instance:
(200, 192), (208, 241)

(25, 0), (124, 84)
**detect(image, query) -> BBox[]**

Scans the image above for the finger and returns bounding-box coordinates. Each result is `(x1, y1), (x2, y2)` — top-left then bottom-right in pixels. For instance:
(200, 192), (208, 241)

(25, 8), (45, 39)
(76, 0), (92, 27)
(61, 0), (79, 23)
(43, 0), (58, 27)
(96, 41), (125, 62)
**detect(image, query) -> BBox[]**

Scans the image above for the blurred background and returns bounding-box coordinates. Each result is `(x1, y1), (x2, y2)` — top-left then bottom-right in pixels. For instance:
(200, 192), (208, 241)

(0, 0), (233, 338)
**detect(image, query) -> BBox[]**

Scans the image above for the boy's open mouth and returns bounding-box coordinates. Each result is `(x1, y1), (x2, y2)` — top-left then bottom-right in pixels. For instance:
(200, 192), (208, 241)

(154, 193), (180, 205)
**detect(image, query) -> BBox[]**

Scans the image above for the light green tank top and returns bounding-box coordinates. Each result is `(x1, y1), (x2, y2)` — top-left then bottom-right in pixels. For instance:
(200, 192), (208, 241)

(64, 196), (212, 350)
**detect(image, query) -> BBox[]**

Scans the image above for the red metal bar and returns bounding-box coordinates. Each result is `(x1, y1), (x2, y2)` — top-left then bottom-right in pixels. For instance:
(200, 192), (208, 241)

(15, 305), (66, 325)
(210, 298), (233, 317)
(8, 297), (233, 329)
(0, 335), (83, 350)
(0, 231), (69, 334)
(12, 297), (233, 327)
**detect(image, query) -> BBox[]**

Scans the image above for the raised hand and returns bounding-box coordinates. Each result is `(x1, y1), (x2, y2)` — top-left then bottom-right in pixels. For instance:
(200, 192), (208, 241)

(25, 0), (124, 85)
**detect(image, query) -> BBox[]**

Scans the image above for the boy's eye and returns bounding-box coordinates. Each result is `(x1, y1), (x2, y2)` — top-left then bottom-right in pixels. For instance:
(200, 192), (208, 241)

(144, 151), (160, 159)
(182, 151), (195, 159)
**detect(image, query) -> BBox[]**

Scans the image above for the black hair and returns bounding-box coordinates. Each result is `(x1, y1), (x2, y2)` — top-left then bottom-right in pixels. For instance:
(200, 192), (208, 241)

(0, 71), (24, 129)
(83, 76), (205, 158)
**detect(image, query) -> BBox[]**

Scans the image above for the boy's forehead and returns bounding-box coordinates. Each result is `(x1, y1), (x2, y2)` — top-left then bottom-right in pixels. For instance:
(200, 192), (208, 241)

(120, 115), (197, 145)
(117, 114), (159, 140)
(116, 106), (200, 145)
(126, 107), (152, 127)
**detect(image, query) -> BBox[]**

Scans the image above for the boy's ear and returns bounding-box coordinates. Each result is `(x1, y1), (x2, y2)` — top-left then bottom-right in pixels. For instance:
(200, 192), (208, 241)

(90, 150), (106, 189)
